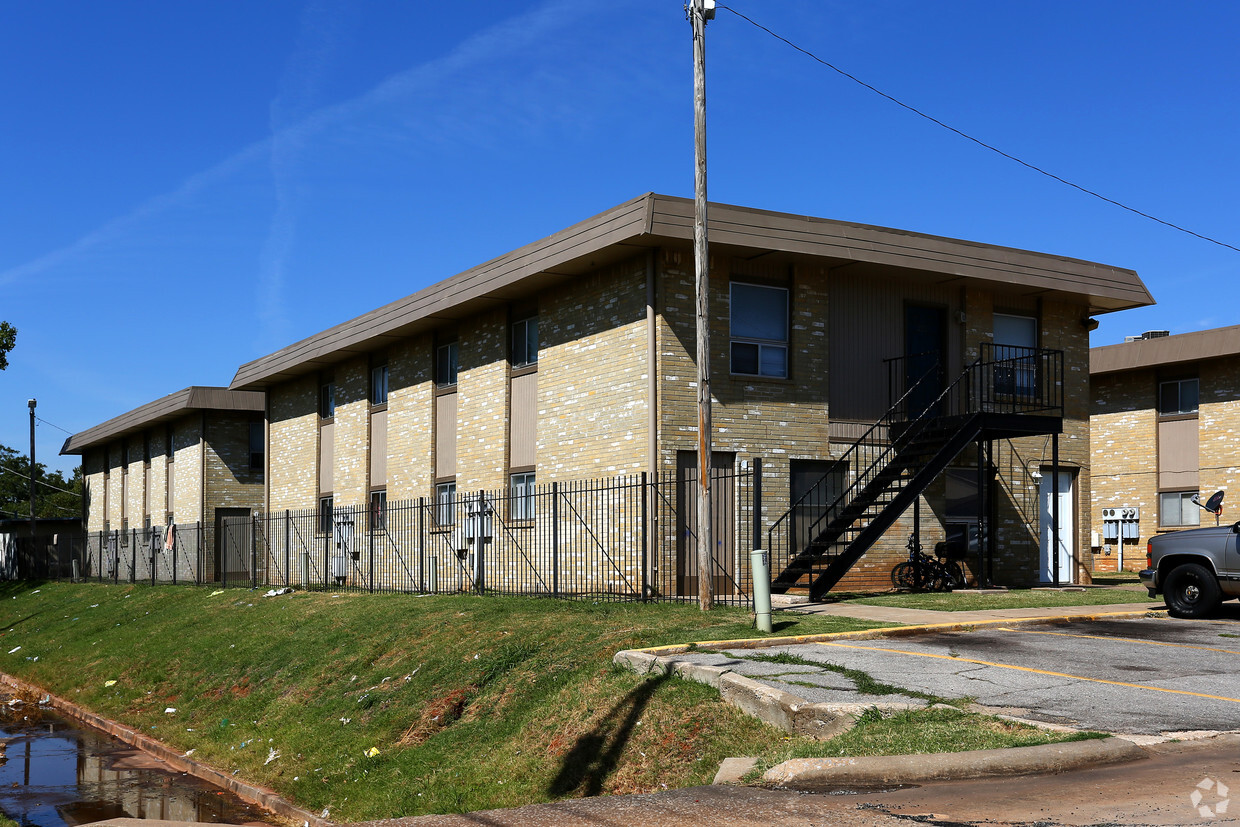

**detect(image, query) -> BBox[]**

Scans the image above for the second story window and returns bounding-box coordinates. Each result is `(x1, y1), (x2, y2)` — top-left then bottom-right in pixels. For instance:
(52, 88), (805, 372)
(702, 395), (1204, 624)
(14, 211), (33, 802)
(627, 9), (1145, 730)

(1159, 378), (1198, 416)
(512, 316), (538, 369)
(436, 342), (459, 388)
(730, 282), (788, 379)
(320, 380), (336, 419)
(371, 362), (389, 406)
(248, 422), (264, 471)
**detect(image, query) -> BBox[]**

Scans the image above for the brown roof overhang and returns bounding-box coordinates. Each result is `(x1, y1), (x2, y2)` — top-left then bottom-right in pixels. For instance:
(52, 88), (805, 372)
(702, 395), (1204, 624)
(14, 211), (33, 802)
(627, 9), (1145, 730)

(61, 387), (265, 455)
(230, 193), (1153, 391)
(1091, 325), (1240, 376)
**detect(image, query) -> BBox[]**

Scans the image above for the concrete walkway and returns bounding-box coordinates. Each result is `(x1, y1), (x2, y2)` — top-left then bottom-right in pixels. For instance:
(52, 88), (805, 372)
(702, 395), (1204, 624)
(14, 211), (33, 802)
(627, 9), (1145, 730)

(778, 597), (1162, 625)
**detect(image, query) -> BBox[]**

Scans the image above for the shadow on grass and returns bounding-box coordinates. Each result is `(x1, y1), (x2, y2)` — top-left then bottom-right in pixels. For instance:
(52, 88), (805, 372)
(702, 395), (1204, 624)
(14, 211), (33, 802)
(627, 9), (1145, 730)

(547, 673), (667, 798)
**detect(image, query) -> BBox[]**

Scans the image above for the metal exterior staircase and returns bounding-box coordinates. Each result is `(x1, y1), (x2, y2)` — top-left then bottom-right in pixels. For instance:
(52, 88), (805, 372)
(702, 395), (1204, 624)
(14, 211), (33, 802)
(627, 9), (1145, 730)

(768, 345), (1064, 601)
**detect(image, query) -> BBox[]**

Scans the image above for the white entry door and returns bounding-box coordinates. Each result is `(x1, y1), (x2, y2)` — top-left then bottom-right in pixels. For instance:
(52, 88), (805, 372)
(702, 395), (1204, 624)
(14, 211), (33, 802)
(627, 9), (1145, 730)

(1039, 469), (1074, 584)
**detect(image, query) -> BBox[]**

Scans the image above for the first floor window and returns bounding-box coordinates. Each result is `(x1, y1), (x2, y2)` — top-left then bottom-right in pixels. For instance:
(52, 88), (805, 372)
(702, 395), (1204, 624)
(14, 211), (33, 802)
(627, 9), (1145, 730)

(319, 496), (334, 534)
(435, 481), (457, 526)
(370, 490), (387, 531)
(510, 472), (536, 520)
(730, 282), (788, 378)
(1160, 491), (1200, 527)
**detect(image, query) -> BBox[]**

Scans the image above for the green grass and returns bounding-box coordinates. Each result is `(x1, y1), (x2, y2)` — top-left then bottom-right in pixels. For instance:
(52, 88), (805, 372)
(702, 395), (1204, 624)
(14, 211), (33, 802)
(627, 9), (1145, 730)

(0, 582), (1090, 821)
(846, 587), (1158, 612)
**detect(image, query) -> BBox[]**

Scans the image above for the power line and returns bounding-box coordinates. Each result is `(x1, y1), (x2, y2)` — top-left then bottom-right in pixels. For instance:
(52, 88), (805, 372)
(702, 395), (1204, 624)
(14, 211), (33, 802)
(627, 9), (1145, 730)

(34, 416), (75, 437)
(0, 464), (82, 497)
(719, 5), (1240, 255)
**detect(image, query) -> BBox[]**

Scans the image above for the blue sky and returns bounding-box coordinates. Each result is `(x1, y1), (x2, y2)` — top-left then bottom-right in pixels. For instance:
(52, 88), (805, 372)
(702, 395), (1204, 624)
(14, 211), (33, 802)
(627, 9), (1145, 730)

(3, 1), (1238, 475)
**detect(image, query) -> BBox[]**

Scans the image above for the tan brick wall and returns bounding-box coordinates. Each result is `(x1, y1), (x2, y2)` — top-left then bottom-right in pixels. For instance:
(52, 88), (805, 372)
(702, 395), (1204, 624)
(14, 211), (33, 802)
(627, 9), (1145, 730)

(1089, 369), (1157, 570)
(539, 257), (650, 477)
(203, 413), (264, 518)
(1198, 357), (1240, 511)
(84, 449), (106, 532)
(1091, 354), (1240, 571)
(387, 334), (435, 502)
(171, 417), (203, 524)
(456, 308), (510, 493)
(331, 357), (370, 508)
(269, 376), (318, 513)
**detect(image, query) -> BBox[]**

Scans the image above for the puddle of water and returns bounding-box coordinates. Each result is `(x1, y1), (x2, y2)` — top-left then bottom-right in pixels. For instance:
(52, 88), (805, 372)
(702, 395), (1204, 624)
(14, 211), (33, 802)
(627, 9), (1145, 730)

(0, 702), (276, 827)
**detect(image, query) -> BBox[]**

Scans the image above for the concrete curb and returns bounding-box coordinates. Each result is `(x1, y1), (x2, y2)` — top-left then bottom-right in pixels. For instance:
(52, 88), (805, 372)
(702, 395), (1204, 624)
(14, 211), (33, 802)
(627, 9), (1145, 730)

(763, 736), (1148, 787)
(0, 672), (330, 827)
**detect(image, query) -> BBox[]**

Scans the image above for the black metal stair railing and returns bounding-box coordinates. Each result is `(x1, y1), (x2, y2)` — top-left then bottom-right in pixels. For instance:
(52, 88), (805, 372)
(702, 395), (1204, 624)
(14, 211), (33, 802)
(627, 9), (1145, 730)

(767, 346), (1063, 597)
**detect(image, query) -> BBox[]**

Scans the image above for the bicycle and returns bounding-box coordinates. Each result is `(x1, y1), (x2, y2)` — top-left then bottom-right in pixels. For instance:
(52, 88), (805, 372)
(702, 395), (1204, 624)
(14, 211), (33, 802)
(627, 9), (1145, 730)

(891, 533), (966, 591)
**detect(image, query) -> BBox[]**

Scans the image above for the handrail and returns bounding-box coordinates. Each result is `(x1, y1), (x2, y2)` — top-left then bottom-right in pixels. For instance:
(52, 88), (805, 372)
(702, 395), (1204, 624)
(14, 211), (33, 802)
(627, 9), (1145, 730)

(768, 347), (1063, 575)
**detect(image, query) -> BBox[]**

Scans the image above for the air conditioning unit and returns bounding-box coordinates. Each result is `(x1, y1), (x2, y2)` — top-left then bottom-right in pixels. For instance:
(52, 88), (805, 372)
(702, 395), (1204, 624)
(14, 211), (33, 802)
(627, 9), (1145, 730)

(330, 555), (349, 582)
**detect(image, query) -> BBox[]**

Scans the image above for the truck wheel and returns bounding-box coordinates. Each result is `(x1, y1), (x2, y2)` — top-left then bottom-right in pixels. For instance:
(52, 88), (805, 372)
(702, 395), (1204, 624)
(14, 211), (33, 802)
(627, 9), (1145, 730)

(1164, 563), (1221, 619)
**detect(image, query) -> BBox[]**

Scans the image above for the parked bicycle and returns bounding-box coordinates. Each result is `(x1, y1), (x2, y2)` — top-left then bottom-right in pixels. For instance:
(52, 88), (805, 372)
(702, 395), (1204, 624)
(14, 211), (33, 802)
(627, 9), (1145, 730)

(890, 533), (966, 592)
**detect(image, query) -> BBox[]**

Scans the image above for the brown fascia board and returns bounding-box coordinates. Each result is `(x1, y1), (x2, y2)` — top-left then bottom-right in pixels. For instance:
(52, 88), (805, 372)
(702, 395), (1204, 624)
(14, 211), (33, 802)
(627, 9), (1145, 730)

(229, 193), (1153, 391)
(1091, 324), (1240, 376)
(60, 387), (265, 455)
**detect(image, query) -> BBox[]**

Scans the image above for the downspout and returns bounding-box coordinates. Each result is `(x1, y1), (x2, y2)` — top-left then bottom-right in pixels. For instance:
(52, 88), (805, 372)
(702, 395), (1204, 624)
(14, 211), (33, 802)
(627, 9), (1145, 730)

(646, 248), (658, 595)
(647, 249), (658, 479)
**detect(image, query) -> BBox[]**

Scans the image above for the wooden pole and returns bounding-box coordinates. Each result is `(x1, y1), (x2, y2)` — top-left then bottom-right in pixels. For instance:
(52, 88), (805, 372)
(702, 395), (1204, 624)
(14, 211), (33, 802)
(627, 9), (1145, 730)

(691, 0), (713, 610)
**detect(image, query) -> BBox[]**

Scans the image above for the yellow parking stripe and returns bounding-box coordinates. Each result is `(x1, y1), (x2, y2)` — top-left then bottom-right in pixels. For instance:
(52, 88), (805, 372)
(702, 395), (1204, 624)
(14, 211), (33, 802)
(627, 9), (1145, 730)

(813, 640), (1240, 704)
(995, 626), (1240, 656)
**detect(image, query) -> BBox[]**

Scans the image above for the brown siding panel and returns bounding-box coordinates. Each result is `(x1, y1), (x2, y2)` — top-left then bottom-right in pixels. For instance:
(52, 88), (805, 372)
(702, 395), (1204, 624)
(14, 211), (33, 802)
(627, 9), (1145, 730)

(510, 372), (537, 468)
(370, 409), (387, 486)
(1158, 418), (1199, 489)
(436, 393), (457, 478)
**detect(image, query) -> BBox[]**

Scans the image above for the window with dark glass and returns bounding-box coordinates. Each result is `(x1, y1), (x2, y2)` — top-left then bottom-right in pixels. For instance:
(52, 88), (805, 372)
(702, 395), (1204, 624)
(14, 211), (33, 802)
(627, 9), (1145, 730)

(248, 422), (264, 471)
(511, 316), (538, 368)
(320, 380), (335, 419)
(371, 362), (389, 406)
(370, 490), (387, 531)
(436, 342), (459, 387)
(318, 496), (334, 534)
(1159, 378), (1199, 416)
(730, 283), (788, 378)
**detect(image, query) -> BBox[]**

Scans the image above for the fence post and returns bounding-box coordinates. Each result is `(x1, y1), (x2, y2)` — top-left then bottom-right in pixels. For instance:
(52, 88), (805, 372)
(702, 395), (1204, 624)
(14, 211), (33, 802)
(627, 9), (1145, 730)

(196, 521), (202, 586)
(130, 528), (137, 583)
(640, 473), (648, 601)
(151, 528), (157, 587)
(368, 504), (375, 594)
(552, 482), (560, 597)
(172, 526), (178, 586)
(418, 497), (426, 593)
(251, 515), (259, 589)
(284, 511), (291, 588)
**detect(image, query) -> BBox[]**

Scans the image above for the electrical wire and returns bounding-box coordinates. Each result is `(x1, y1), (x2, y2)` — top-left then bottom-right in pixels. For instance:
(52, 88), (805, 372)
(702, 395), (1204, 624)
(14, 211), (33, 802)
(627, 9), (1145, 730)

(719, 5), (1240, 255)
(34, 416), (75, 436)
(0, 464), (83, 497)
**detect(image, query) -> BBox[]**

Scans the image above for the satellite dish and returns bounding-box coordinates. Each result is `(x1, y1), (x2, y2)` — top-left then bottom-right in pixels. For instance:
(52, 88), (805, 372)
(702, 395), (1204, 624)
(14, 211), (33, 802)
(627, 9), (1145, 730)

(1206, 490), (1225, 516)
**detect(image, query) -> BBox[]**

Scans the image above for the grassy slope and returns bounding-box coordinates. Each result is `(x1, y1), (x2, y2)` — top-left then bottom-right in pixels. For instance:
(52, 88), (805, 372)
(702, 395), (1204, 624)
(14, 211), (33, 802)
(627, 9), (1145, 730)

(0, 582), (1090, 821)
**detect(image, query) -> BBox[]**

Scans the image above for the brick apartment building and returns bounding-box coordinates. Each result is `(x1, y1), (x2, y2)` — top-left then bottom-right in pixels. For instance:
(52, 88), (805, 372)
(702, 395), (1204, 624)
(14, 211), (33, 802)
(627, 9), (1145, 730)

(224, 193), (1152, 597)
(1090, 325), (1240, 571)
(61, 386), (265, 582)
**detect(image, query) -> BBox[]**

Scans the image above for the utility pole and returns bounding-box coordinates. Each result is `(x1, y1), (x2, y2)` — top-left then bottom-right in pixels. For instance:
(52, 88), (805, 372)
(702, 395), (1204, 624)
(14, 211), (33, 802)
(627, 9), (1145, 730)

(690, 0), (715, 610)
(28, 398), (36, 545)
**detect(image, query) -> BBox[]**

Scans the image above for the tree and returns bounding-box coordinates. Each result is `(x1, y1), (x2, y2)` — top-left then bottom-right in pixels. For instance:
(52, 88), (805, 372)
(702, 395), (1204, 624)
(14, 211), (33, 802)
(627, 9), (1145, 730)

(0, 444), (83, 521)
(0, 322), (14, 370)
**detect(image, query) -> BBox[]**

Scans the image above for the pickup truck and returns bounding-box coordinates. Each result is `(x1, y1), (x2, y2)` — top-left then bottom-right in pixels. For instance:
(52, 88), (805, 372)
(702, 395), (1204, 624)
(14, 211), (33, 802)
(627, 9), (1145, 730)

(1141, 522), (1240, 618)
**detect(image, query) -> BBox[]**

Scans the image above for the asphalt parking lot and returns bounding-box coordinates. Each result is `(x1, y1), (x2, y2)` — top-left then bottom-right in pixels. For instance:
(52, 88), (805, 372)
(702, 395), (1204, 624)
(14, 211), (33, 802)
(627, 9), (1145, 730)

(679, 614), (1240, 736)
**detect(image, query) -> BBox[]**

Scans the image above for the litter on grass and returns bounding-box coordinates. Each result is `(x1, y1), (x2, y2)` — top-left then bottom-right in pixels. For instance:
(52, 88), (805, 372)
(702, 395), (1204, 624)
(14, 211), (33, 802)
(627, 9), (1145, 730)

(104, 680), (117, 687)
(263, 587), (293, 597)
(364, 747), (380, 758)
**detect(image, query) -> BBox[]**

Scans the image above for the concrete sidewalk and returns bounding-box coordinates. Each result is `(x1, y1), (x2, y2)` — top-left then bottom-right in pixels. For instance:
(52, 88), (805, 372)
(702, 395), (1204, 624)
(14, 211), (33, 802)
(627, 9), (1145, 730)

(779, 598), (1164, 625)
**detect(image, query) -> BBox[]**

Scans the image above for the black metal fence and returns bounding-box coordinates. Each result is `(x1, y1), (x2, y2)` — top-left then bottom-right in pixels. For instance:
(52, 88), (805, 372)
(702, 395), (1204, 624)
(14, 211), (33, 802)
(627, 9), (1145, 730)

(66, 467), (758, 605)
